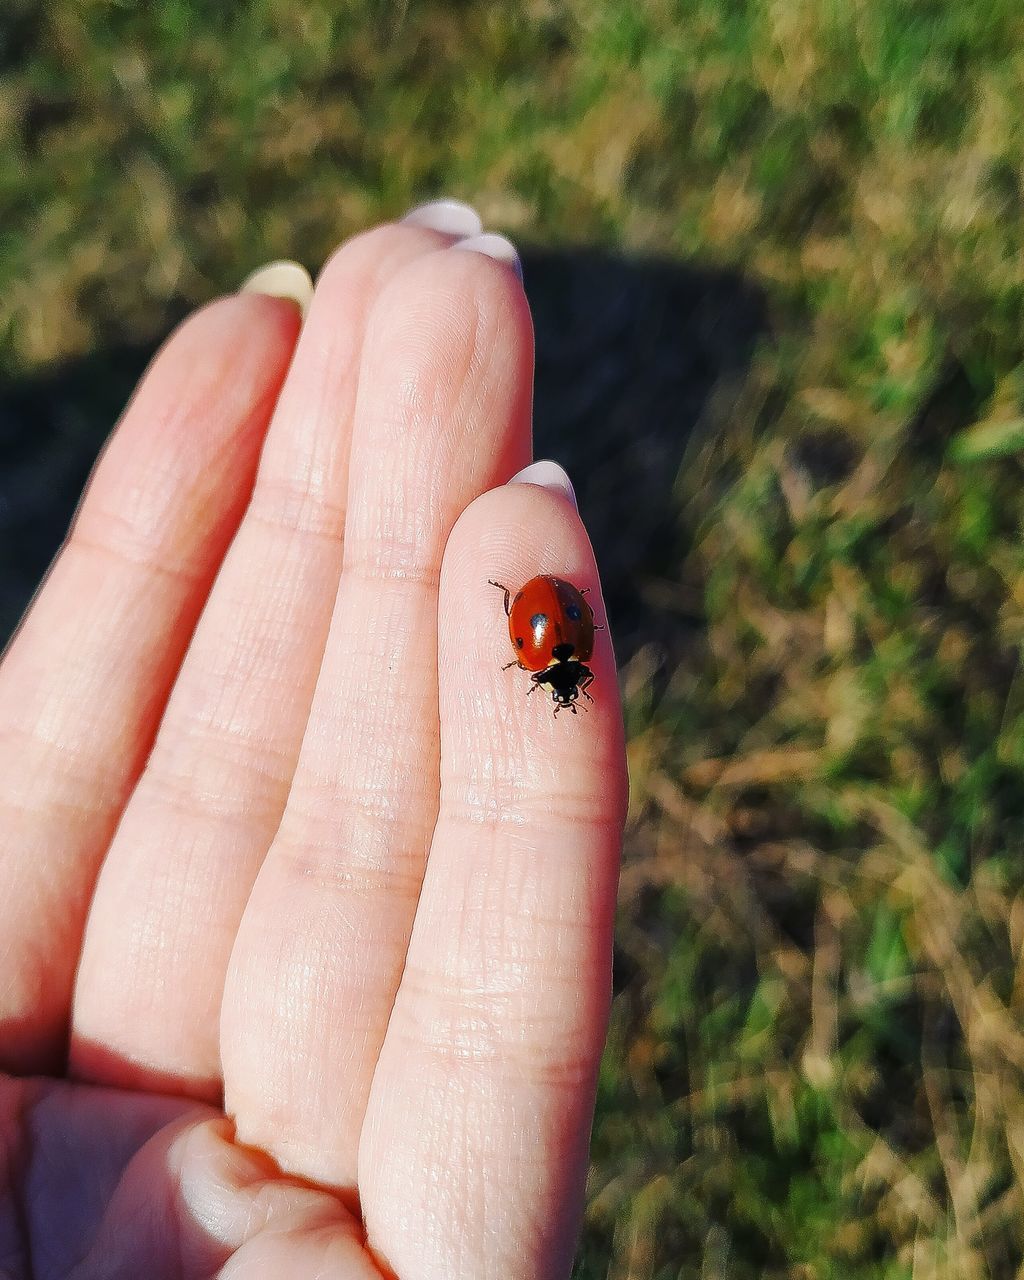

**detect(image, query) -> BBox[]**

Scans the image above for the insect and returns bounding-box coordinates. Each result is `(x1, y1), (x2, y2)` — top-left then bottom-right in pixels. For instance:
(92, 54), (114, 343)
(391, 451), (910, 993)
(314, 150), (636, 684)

(489, 575), (601, 715)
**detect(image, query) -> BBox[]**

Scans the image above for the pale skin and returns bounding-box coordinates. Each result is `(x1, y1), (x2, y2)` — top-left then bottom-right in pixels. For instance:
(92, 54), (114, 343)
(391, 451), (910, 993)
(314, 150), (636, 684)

(0, 217), (627, 1278)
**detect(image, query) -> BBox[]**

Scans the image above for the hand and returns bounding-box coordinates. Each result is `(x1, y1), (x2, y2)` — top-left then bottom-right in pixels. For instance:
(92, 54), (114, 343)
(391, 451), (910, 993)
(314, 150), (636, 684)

(0, 209), (626, 1279)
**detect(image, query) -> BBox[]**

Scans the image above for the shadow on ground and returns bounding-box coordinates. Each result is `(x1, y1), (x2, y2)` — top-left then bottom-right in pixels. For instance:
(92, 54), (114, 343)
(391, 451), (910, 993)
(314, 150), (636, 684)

(0, 249), (768, 659)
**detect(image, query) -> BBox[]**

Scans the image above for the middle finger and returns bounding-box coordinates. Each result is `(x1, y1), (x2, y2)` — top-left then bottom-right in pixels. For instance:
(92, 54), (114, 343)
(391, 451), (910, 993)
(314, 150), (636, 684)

(222, 240), (533, 1189)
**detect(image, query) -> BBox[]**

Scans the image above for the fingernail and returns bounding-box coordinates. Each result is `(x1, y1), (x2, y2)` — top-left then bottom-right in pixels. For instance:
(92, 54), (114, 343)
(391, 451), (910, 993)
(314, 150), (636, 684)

(400, 198), (483, 237)
(507, 459), (577, 509)
(451, 232), (522, 282)
(241, 260), (314, 319)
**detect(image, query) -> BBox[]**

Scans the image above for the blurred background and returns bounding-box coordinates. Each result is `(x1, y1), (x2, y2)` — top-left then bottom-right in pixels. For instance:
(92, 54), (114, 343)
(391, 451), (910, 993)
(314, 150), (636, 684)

(3, 2), (1024, 1275)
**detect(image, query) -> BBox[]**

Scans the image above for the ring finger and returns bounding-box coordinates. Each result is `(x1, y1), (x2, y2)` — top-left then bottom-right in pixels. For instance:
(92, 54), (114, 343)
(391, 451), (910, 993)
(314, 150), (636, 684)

(71, 206), (483, 1096)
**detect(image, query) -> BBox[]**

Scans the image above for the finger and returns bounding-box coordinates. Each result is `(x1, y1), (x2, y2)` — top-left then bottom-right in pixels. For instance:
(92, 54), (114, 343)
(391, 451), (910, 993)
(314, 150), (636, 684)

(19, 1104), (378, 1279)
(0, 292), (300, 1072)
(360, 477), (627, 1280)
(72, 223), (457, 1095)
(223, 242), (533, 1188)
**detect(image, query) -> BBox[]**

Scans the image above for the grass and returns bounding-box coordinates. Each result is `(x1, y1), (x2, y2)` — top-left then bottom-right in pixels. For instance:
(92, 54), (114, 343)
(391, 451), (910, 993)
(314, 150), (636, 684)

(5, 1), (1024, 1275)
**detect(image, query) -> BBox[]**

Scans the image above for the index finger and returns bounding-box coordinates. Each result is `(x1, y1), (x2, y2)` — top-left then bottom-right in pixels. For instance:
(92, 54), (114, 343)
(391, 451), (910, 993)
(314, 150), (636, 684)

(359, 471), (627, 1280)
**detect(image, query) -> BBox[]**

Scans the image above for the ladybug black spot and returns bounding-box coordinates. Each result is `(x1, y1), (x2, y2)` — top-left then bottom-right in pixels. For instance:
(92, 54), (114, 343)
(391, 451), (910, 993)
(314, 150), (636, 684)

(516, 636), (524, 648)
(566, 604), (582, 621)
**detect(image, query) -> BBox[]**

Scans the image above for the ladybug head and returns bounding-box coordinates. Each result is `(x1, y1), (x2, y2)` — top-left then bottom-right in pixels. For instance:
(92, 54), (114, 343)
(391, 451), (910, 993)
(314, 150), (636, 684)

(551, 642), (575, 662)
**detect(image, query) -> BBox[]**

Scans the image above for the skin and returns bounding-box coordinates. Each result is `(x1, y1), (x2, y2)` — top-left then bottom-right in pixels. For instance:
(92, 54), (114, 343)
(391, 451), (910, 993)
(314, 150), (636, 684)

(0, 219), (627, 1278)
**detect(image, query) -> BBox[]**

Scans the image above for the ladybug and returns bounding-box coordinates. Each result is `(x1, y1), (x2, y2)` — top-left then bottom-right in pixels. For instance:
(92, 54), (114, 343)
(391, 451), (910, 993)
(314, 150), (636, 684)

(489, 575), (600, 715)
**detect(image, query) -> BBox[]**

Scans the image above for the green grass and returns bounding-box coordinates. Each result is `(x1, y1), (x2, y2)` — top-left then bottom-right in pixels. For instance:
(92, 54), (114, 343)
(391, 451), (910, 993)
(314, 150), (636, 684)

(6, 1), (1024, 1274)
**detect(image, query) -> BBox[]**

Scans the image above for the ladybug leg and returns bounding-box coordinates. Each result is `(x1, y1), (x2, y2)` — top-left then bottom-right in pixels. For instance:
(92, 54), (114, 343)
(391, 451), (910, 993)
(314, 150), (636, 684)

(501, 659), (521, 671)
(579, 589), (606, 631)
(579, 670), (595, 701)
(488, 579), (512, 617)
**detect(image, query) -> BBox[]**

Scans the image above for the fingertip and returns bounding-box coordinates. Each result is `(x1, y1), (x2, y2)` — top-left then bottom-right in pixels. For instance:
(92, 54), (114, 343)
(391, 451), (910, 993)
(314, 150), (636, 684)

(154, 291), (302, 381)
(445, 480), (599, 631)
(506, 459), (577, 510)
(446, 477), (583, 567)
(240, 259), (314, 318)
(439, 479), (626, 819)
(80, 292), (302, 550)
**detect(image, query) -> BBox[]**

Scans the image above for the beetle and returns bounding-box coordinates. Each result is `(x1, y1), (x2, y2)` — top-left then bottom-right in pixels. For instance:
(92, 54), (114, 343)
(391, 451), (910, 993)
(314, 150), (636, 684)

(489, 575), (600, 715)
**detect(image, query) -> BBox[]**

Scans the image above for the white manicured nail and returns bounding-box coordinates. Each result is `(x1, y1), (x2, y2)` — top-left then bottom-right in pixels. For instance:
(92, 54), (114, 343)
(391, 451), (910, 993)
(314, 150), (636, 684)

(451, 232), (522, 281)
(241, 260), (314, 319)
(507, 460), (577, 509)
(400, 199), (483, 237)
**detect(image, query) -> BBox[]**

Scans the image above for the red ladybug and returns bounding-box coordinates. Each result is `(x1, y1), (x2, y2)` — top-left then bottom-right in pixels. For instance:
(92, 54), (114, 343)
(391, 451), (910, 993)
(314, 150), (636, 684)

(489, 575), (600, 715)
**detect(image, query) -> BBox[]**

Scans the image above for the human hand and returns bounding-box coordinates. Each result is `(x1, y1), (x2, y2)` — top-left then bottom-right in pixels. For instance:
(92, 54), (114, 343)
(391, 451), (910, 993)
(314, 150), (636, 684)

(0, 205), (626, 1278)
